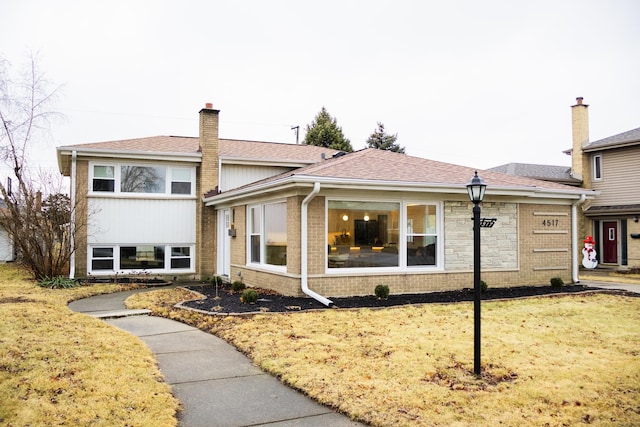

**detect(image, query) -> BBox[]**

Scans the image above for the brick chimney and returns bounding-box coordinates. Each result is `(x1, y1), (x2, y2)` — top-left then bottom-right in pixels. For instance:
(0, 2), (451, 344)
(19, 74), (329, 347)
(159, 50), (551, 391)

(570, 97), (589, 181)
(197, 103), (220, 278)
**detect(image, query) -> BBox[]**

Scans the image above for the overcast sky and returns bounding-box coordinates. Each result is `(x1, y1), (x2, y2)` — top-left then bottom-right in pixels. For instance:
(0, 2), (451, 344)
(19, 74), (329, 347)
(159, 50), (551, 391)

(2, 0), (639, 178)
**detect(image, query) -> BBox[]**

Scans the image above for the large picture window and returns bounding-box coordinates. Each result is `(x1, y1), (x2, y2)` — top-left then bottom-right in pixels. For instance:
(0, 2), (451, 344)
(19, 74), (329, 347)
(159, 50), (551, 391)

(248, 202), (287, 268)
(90, 163), (194, 196)
(327, 200), (440, 270)
(328, 201), (400, 268)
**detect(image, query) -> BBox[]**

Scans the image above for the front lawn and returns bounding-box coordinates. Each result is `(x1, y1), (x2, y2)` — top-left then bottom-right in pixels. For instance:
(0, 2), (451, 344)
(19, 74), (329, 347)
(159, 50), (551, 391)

(0, 265), (179, 426)
(128, 288), (640, 426)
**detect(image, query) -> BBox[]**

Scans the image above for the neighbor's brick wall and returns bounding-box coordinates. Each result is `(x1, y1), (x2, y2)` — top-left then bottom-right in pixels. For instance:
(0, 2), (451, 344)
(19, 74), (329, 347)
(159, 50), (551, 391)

(627, 218), (640, 268)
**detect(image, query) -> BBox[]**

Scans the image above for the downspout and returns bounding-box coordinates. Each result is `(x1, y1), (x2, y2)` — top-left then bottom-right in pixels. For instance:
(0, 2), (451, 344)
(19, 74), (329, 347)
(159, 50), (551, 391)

(572, 194), (586, 283)
(69, 151), (77, 279)
(301, 182), (333, 306)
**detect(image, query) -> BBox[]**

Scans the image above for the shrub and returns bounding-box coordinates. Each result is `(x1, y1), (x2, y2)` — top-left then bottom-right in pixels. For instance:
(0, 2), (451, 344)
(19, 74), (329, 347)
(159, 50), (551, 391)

(480, 280), (488, 294)
(241, 289), (258, 304)
(374, 284), (390, 299)
(210, 276), (223, 286)
(550, 277), (564, 288)
(231, 280), (246, 292)
(37, 276), (81, 289)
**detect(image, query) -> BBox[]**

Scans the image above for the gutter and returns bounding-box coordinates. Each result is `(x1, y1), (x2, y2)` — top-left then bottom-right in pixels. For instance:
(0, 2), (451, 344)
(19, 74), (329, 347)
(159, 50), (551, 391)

(69, 151), (77, 279)
(571, 194), (587, 283)
(301, 182), (333, 306)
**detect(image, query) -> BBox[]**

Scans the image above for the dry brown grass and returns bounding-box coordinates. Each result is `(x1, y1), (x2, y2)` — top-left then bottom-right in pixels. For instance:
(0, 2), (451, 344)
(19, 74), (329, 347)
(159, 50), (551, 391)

(0, 265), (179, 426)
(128, 287), (640, 426)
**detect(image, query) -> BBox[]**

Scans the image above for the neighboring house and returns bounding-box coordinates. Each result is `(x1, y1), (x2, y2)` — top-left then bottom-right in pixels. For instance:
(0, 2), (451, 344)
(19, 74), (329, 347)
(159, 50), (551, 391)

(490, 97), (640, 270)
(57, 104), (595, 302)
(0, 200), (15, 262)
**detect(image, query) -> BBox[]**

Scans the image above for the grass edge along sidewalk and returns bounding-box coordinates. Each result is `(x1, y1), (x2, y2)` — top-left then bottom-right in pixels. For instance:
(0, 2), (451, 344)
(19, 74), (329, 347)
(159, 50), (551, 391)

(128, 286), (640, 426)
(0, 265), (179, 427)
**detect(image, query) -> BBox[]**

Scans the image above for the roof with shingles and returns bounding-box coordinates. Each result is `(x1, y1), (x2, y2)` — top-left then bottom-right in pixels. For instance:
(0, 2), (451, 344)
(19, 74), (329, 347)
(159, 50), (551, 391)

(57, 135), (339, 163)
(583, 127), (640, 152)
(206, 148), (587, 199)
(487, 162), (580, 185)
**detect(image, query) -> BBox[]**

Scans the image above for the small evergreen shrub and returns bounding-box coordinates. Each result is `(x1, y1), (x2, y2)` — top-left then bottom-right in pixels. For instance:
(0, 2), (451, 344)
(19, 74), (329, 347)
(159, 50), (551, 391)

(374, 284), (390, 299)
(480, 280), (488, 294)
(231, 280), (246, 292)
(210, 276), (223, 286)
(550, 277), (564, 288)
(241, 289), (258, 304)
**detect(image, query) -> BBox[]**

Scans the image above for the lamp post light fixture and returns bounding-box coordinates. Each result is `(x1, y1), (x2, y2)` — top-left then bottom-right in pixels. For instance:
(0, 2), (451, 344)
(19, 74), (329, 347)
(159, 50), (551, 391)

(466, 171), (487, 377)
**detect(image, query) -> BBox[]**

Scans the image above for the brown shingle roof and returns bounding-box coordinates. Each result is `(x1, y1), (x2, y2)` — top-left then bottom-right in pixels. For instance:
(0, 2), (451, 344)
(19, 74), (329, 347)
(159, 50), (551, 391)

(58, 136), (339, 163)
(207, 148), (586, 200)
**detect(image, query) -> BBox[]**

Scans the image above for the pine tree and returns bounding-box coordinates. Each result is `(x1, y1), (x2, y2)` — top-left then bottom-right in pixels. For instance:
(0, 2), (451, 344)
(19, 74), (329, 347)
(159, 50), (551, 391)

(366, 122), (405, 153)
(303, 107), (353, 152)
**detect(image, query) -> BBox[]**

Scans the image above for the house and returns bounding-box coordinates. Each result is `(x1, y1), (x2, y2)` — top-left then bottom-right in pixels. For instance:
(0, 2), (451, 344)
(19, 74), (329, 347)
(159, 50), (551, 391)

(57, 104), (595, 303)
(490, 97), (640, 270)
(0, 200), (15, 262)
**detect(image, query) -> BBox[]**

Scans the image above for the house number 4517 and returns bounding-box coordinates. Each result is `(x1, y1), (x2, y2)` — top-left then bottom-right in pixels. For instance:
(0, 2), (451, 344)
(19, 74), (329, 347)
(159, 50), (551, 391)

(542, 219), (559, 227)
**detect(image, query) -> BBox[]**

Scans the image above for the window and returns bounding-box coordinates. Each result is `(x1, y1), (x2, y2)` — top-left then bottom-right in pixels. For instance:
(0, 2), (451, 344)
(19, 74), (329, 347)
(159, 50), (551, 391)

(120, 245), (165, 270)
(89, 244), (194, 274)
(92, 165), (115, 192)
(327, 201), (400, 268)
(406, 204), (437, 266)
(593, 155), (602, 180)
(121, 165), (166, 193)
(171, 168), (192, 194)
(89, 163), (194, 196)
(327, 200), (441, 270)
(91, 247), (114, 270)
(170, 247), (191, 269)
(248, 202), (287, 267)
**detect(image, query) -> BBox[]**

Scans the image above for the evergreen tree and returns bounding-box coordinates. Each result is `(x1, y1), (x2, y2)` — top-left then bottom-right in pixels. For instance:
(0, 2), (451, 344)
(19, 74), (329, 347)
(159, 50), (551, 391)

(366, 122), (405, 153)
(303, 107), (353, 152)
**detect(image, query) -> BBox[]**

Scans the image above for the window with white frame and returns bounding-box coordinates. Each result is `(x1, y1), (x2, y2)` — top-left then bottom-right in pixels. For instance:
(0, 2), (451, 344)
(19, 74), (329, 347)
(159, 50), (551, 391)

(593, 154), (602, 180)
(248, 202), (287, 267)
(406, 204), (437, 266)
(88, 244), (194, 273)
(91, 247), (114, 270)
(90, 163), (195, 196)
(327, 200), (441, 269)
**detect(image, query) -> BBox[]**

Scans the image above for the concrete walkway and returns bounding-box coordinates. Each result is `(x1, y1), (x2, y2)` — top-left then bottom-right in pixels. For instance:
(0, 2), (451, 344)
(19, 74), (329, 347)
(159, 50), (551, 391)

(69, 290), (363, 427)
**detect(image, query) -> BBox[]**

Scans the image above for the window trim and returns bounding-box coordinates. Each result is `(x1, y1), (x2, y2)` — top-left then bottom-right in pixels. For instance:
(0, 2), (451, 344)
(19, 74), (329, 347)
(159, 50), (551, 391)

(592, 154), (602, 181)
(246, 200), (288, 272)
(87, 244), (195, 275)
(325, 198), (443, 274)
(89, 162), (196, 197)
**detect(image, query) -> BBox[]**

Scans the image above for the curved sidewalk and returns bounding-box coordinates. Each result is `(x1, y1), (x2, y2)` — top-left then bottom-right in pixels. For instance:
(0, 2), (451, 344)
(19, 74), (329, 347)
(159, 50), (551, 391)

(69, 289), (363, 427)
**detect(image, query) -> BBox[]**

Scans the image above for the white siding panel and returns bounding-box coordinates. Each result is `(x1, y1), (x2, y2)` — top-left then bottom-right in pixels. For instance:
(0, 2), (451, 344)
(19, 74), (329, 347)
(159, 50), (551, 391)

(0, 230), (13, 262)
(221, 165), (292, 191)
(591, 147), (640, 207)
(88, 198), (196, 244)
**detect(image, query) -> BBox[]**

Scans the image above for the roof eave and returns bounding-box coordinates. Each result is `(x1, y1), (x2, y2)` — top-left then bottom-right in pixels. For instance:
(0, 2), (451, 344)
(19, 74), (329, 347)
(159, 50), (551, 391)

(203, 175), (596, 206)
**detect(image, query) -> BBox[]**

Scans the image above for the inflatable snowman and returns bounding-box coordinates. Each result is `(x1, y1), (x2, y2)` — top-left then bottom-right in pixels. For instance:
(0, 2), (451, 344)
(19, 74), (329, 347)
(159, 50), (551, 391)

(581, 236), (598, 269)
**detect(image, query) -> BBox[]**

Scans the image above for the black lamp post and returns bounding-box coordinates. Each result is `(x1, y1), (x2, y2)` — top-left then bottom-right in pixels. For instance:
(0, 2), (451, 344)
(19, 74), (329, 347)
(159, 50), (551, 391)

(466, 171), (487, 376)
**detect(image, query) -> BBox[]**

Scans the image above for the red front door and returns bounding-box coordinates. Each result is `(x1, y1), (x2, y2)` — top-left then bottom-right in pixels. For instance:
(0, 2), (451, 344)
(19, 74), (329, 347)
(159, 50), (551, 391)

(602, 221), (618, 264)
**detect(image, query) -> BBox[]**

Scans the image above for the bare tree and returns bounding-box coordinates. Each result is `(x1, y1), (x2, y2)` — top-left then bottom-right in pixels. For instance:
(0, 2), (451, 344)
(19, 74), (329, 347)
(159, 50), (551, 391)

(0, 55), (80, 279)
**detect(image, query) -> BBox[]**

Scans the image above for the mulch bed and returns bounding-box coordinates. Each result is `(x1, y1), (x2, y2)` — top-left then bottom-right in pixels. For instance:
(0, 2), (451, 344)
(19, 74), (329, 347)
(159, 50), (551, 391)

(180, 284), (623, 315)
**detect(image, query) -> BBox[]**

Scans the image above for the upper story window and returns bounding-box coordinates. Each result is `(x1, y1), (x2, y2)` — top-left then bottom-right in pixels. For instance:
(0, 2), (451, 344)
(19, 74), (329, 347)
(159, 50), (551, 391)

(90, 163), (195, 196)
(593, 154), (602, 180)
